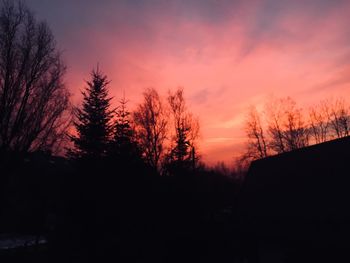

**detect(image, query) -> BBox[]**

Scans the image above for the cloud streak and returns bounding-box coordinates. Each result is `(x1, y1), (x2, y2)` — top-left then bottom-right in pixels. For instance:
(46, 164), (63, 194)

(28, 0), (350, 164)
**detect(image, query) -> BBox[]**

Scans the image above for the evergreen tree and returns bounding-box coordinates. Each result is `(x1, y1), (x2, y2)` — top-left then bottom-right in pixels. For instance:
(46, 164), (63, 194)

(111, 95), (141, 162)
(70, 68), (114, 160)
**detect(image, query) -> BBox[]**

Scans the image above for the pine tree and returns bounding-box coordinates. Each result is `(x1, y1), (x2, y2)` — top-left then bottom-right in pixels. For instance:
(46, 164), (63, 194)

(171, 119), (191, 163)
(70, 68), (114, 160)
(111, 95), (141, 162)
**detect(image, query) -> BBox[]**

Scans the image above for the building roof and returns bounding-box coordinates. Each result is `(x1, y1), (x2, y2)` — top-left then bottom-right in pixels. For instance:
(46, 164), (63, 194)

(238, 136), (350, 241)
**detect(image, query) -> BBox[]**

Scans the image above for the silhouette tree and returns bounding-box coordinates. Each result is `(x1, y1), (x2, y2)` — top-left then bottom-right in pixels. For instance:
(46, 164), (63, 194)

(309, 102), (330, 144)
(70, 68), (113, 160)
(244, 106), (268, 159)
(133, 88), (167, 172)
(281, 98), (309, 151)
(166, 88), (199, 173)
(265, 98), (286, 154)
(323, 98), (349, 138)
(110, 94), (141, 162)
(266, 97), (308, 153)
(0, 0), (70, 154)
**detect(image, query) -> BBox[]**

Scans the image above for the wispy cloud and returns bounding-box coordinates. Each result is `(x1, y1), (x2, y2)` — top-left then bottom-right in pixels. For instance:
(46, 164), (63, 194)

(28, 0), (350, 163)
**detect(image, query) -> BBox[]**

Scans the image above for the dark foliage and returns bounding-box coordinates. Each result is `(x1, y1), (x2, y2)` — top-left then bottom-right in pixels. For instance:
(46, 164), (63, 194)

(70, 68), (113, 160)
(109, 96), (142, 164)
(0, 149), (241, 263)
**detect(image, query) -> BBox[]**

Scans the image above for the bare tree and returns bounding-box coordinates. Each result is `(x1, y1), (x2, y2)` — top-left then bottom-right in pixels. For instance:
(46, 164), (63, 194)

(282, 98), (309, 151)
(323, 98), (349, 138)
(265, 97), (308, 154)
(0, 0), (70, 154)
(244, 106), (268, 159)
(133, 88), (168, 172)
(167, 87), (199, 169)
(308, 102), (330, 144)
(243, 96), (349, 166)
(265, 98), (287, 154)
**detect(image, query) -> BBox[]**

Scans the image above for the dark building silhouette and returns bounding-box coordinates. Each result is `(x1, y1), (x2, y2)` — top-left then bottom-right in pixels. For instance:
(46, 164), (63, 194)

(239, 136), (350, 261)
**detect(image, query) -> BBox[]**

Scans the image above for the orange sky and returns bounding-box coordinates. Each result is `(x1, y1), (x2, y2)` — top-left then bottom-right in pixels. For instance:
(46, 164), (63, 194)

(29, 0), (350, 164)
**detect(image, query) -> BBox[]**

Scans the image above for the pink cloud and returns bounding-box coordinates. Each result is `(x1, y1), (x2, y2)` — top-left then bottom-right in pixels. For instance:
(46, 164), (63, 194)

(29, 0), (350, 164)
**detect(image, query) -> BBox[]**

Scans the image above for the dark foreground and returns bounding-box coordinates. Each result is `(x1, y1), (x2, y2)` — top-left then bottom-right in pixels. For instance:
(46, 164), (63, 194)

(2, 138), (350, 262)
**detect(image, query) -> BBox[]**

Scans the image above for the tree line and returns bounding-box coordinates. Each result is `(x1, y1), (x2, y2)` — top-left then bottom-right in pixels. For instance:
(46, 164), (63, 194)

(69, 68), (199, 176)
(1, 0), (349, 175)
(0, 1), (200, 176)
(242, 96), (350, 164)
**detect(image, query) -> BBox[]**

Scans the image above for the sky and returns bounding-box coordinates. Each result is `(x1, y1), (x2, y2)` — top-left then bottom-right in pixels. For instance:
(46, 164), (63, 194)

(27, 0), (350, 165)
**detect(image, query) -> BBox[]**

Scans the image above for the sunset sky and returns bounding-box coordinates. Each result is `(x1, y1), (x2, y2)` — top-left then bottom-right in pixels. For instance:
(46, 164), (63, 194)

(28, 0), (350, 164)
